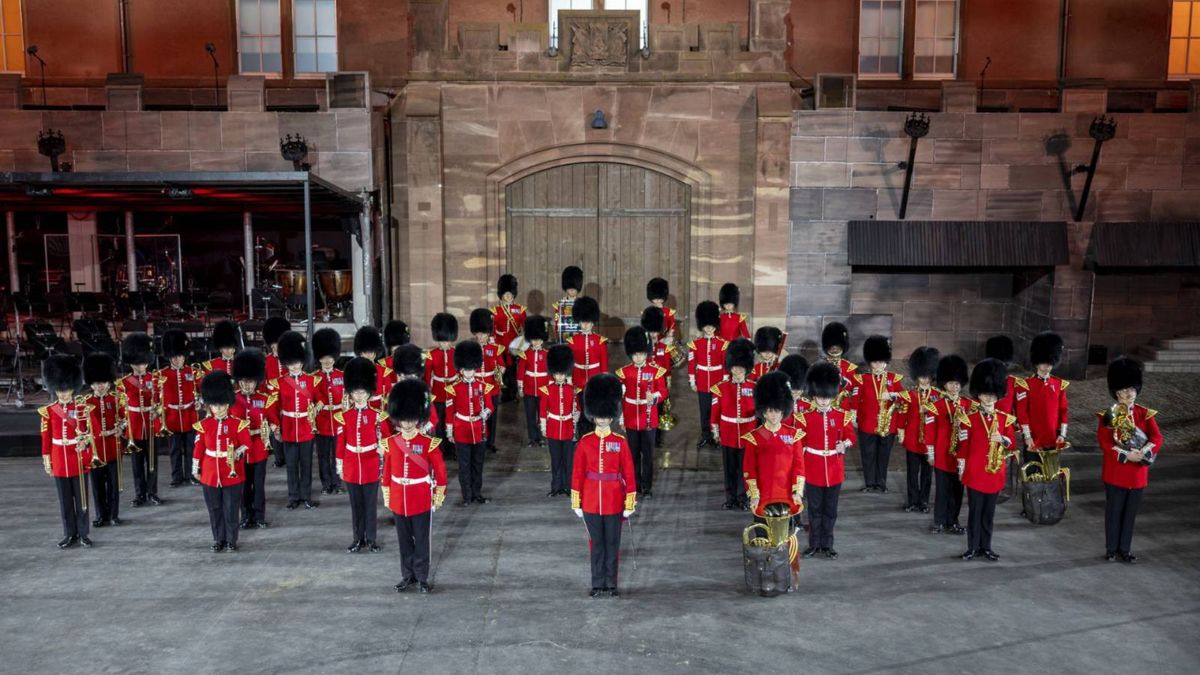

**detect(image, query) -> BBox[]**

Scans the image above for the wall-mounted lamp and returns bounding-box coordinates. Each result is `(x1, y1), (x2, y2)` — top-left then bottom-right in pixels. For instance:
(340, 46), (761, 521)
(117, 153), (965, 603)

(591, 110), (608, 129)
(280, 134), (311, 171)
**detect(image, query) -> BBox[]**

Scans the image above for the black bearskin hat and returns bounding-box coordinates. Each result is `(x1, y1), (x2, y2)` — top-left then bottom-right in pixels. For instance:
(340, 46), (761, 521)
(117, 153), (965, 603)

(263, 316), (291, 346)
(453, 340), (483, 371)
(719, 282), (740, 308)
(640, 306), (665, 334)
(343, 356), (378, 394)
(276, 331), (308, 366)
(573, 296), (600, 324)
(392, 344), (424, 377)
(43, 354), (81, 393)
(806, 362), (841, 400)
(822, 322), (849, 353)
(524, 315), (549, 342)
(624, 326), (651, 357)
(1030, 332), (1065, 367)
(754, 326), (783, 354)
(1107, 357), (1144, 398)
(969, 358), (1009, 400)
(778, 354), (810, 392)
(985, 335), (1014, 363)
(646, 277), (669, 302)
(232, 349), (266, 384)
(312, 328), (343, 361)
(470, 308), (494, 335)
(431, 313), (459, 343)
(200, 370), (235, 407)
(497, 273), (518, 299)
(908, 346), (940, 380)
(754, 371), (794, 416)
(725, 338), (756, 372)
(388, 378), (431, 423)
(211, 320), (241, 351)
(384, 320), (410, 349)
(583, 373), (622, 422)
(353, 326), (384, 357)
(863, 335), (892, 363)
(561, 265), (583, 292)
(83, 353), (116, 385)
(161, 329), (189, 359)
(121, 333), (153, 366)
(695, 300), (720, 330)
(547, 344), (574, 376)
(936, 355), (969, 388)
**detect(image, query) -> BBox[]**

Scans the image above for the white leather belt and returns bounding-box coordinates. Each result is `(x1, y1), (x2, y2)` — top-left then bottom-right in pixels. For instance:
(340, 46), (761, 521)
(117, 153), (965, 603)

(166, 403), (192, 410)
(391, 475), (431, 486)
(526, 371), (547, 377)
(431, 375), (455, 382)
(625, 397), (654, 405)
(696, 364), (722, 371)
(281, 410), (308, 418)
(547, 413), (573, 421)
(204, 449), (227, 458)
(721, 415), (755, 424)
(805, 447), (839, 457)
(51, 438), (78, 446)
(575, 363), (600, 370)
(455, 413), (484, 422)
(345, 444), (377, 454)
(125, 405), (150, 412)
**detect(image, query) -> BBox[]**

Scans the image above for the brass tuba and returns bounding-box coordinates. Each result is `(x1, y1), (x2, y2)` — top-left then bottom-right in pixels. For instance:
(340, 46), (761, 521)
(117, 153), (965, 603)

(659, 396), (677, 431)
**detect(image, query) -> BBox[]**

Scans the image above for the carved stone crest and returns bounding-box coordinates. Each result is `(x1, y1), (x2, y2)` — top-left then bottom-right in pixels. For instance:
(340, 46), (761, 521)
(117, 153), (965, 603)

(558, 10), (638, 72)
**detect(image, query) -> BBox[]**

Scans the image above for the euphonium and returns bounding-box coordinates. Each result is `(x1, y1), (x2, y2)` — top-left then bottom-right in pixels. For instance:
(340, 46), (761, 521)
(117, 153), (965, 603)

(659, 396), (677, 431)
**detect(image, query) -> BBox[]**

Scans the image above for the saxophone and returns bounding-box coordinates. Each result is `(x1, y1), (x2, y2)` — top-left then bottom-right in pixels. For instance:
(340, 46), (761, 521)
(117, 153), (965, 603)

(874, 374), (894, 434)
(984, 411), (1006, 474)
(947, 399), (966, 457)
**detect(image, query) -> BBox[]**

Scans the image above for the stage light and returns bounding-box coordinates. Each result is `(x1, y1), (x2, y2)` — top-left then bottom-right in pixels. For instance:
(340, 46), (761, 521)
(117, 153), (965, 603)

(280, 134), (311, 171)
(165, 187), (194, 200)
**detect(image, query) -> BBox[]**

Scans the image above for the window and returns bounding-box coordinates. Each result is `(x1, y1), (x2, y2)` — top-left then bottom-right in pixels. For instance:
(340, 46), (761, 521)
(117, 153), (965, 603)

(238, 0), (282, 74)
(913, 0), (956, 77)
(858, 0), (903, 78)
(294, 0), (338, 73)
(549, 0), (595, 49)
(0, 0), (23, 73)
(1170, 1), (1200, 77)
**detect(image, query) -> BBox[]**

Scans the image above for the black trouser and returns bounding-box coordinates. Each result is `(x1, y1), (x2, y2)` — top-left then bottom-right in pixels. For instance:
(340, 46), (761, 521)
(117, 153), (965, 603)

(457, 442), (486, 500)
(168, 431), (194, 483)
(502, 363), (518, 400)
(656, 401), (667, 446)
(575, 392), (594, 438)
(434, 402), (453, 459)
(697, 391), (713, 441)
(90, 461), (120, 522)
(548, 439), (574, 492)
(583, 512), (623, 589)
(129, 438), (159, 500)
(485, 395), (500, 449)
(721, 445), (746, 503)
(1104, 484), (1144, 556)
(396, 510), (433, 583)
(283, 440), (314, 502)
(967, 487), (999, 552)
(858, 431), (894, 489)
(315, 434), (339, 491)
(203, 483), (242, 545)
(54, 476), (90, 539)
(628, 429), (656, 493)
(805, 483), (841, 549)
(904, 451), (932, 507)
(346, 481), (379, 543)
(271, 434), (284, 467)
(523, 395), (544, 444)
(933, 468), (964, 527)
(242, 460), (267, 523)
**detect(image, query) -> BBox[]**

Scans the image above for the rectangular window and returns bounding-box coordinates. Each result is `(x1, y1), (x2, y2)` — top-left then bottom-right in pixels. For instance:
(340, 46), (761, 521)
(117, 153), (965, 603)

(238, 0), (282, 74)
(913, 0), (956, 78)
(603, 0), (648, 48)
(1169, 1), (1200, 77)
(858, 0), (903, 78)
(0, 0), (24, 73)
(549, 0), (595, 48)
(294, 0), (338, 73)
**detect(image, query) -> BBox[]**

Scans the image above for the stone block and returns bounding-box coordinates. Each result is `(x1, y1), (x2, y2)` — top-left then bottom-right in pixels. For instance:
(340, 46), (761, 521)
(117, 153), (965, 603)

(226, 75), (266, 112)
(790, 137), (826, 162)
(1126, 164), (1183, 190)
(964, 114), (1019, 139)
(822, 188), (877, 220)
(942, 82), (978, 113)
(1150, 191), (1200, 219)
(984, 191), (1044, 220)
(791, 220), (847, 254)
(788, 284), (850, 316)
(792, 110), (851, 137)
(789, 188), (823, 221)
(932, 190), (980, 219)
(933, 139), (982, 164)
(792, 162), (849, 188)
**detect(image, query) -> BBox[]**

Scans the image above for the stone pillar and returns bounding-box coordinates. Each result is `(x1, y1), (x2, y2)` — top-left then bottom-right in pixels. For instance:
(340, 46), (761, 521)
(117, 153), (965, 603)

(402, 83), (445, 344)
(227, 75), (266, 112)
(1060, 79), (1107, 113)
(410, 0), (449, 53)
(6, 212), (17, 293)
(124, 212), (137, 292)
(751, 84), (793, 331)
(0, 73), (23, 110)
(67, 213), (101, 293)
(106, 73), (144, 111)
(1050, 221), (1095, 380)
(941, 81), (977, 113)
(749, 0), (790, 52)
(243, 213), (254, 318)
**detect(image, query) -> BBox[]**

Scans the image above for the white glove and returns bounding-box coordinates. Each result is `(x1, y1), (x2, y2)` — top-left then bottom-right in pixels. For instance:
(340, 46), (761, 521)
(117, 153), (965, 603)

(573, 508), (583, 518)
(622, 510), (634, 518)
(688, 377), (697, 392)
(192, 459), (201, 479)
(956, 459), (965, 480)
(336, 459), (344, 478)
(926, 446), (935, 465)
(481, 409), (490, 421)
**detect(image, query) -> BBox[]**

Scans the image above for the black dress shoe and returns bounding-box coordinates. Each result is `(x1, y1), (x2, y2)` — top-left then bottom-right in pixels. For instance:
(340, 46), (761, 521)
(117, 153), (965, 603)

(859, 486), (873, 493)
(303, 500), (319, 509)
(240, 519), (251, 529)
(226, 543), (238, 552)
(1120, 552), (1138, 564)
(93, 518), (106, 527)
(488, 445), (498, 454)
(189, 478), (202, 486)
(695, 437), (712, 449)
(948, 524), (965, 535)
(548, 490), (558, 498)
(919, 504), (931, 513)
(321, 487), (332, 495)
(824, 548), (839, 560)
(589, 588), (603, 597)
(472, 496), (491, 504)
(902, 505), (917, 513)
(1104, 552), (1117, 562)
(147, 495), (163, 505)
(802, 546), (818, 558)
(982, 549), (999, 562)
(877, 485), (889, 493)
(418, 582), (433, 593)
(131, 498), (146, 507)
(460, 499), (472, 507)
(110, 517), (122, 526)
(608, 588), (620, 597)
(722, 500), (735, 510)
(367, 541), (382, 553)
(211, 542), (225, 552)
(929, 524), (945, 534)
(169, 480), (183, 488)
(57, 536), (76, 549)
(348, 540), (364, 553)
(256, 521), (270, 529)
(79, 537), (93, 548)
(395, 578), (415, 592)
(642, 491), (653, 499)
(960, 549), (977, 560)
(286, 501), (299, 510)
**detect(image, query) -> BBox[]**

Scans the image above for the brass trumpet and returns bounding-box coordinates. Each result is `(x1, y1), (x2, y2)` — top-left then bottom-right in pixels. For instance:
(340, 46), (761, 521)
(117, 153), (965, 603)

(225, 442), (239, 479)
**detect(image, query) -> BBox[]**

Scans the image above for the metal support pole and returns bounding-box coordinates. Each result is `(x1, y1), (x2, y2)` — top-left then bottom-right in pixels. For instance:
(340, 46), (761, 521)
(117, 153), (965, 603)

(360, 190), (374, 327)
(1074, 140), (1103, 223)
(6, 212), (17, 294)
(124, 211), (137, 293)
(304, 179), (315, 349)
(898, 136), (919, 220)
(243, 212), (254, 319)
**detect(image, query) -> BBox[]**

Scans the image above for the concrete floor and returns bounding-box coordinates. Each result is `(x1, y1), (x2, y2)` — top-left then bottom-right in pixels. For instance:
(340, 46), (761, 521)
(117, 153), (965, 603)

(3, 379), (1199, 674)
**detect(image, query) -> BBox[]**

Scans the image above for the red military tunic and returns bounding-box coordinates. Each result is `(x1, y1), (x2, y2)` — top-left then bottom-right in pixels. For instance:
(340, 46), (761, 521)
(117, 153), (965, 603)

(118, 373), (162, 441)
(711, 379), (756, 448)
(334, 405), (388, 484)
(82, 392), (122, 464)
(269, 371), (319, 443)
(1097, 404), (1163, 490)
(997, 374), (1025, 418)
(231, 390), (274, 464)
(371, 363), (394, 412)
(958, 405), (1018, 495)
(312, 367), (345, 437)
(649, 337), (673, 375)
(202, 356), (234, 376)
(931, 395), (972, 473)
(157, 365), (199, 433)
(615, 362), (668, 431)
(687, 335), (727, 391)
(896, 387), (940, 455)
(571, 429), (637, 515)
(567, 332), (608, 390)
(192, 416), (249, 487)
(492, 302), (526, 366)
(444, 377), (497, 445)
(660, 306), (678, 338)
(382, 431), (448, 516)
(40, 400), (93, 477)
(539, 382), (577, 441)
(423, 347), (457, 404)
(794, 407), (854, 488)
(848, 371), (905, 435)
(1018, 375), (1069, 449)
(265, 353), (282, 382)
(516, 346), (550, 395)
(741, 423), (805, 516)
(748, 357), (779, 384)
(480, 341), (506, 391)
(825, 356), (859, 408)
(718, 311), (750, 342)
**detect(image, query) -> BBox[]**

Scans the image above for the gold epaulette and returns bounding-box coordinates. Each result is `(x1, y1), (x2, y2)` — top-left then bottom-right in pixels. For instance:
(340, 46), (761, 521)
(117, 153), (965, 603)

(1060, 379), (1071, 390)
(655, 366), (667, 379)
(443, 384), (456, 396)
(1013, 376), (1029, 390)
(265, 392), (278, 407)
(845, 362), (859, 373)
(238, 419), (250, 433)
(792, 412), (807, 428)
(332, 411), (345, 425)
(312, 375), (323, 387)
(894, 373), (905, 383)
(1143, 406), (1158, 419)
(598, 335), (609, 344)
(37, 405), (50, 419)
(378, 410), (389, 422)
(710, 384), (722, 397)
(484, 383), (497, 396)
(192, 421), (205, 434)
(686, 339), (697, 350)
(495, 344), (506, 357)
(421, 349), (432, 360)
(429, 437), (442, 451)
(538, 385), (550, 397)
(740, 430), (758, 446)
(1001, 412), (1017, 428)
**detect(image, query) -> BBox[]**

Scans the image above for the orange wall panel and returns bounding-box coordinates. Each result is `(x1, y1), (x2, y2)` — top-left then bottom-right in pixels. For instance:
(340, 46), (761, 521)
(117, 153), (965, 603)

(788, 0), (857, 76)
(959, 0), (1061, 82)
(1065, 0), (1170, 81)
(24, 0), (121, 78)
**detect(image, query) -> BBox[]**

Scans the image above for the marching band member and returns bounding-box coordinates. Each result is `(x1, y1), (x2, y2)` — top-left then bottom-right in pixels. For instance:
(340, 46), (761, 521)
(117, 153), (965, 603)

(157, 329), (200, 487)
(517, 316), (550, 448)
(688, 301), (727, 449)
(202, 320), (241, 375)
(492, 274), (526, 399)
(41, 355), (93, 549)
(552, 265), (584, 342)
(1098, 357), (1163, 564)
(615, 326), (668, 499)
(821, 322), (857, 408)
(82, 353), (122, 527)
(1019, 332), (1070, 471)
(896, 347), (940, 514)
(571, 374), (637, 597)
(741, 372), (805, 538)
(566, 296), (607, 437)
(312, 328), (346, 496)
(335, 357), (387, 554)
(424, 312), (459, 458)
(445, 340), (497, 505)
(641, 307), (674, 448)
(269, 331), (320, 510)
(471, 308), (506, 453)
(848, 335), (904, 493)
(382, 320), (411, 371)
(957, 359), (1017, 561)
(795, 363), (854, 559)
(383, 379), (448, 593)
(750, 326), (784, 382)
(541, 344), (578, 497)
(118, 333), (162, 507)
(263, 316), (291, 467)
(393, 343), (438, 433)
(645, 278), (677, 343)
(930, 355), (970, 535)
(779, 354), (811, 415)
(711, 338), (756, 510)
(717, 283), (751, 342)
(984, 335), (1025, 419)
(232, 349), (273, 529)
(353, 326), (391, 412)
(192, 371), (250, 552)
